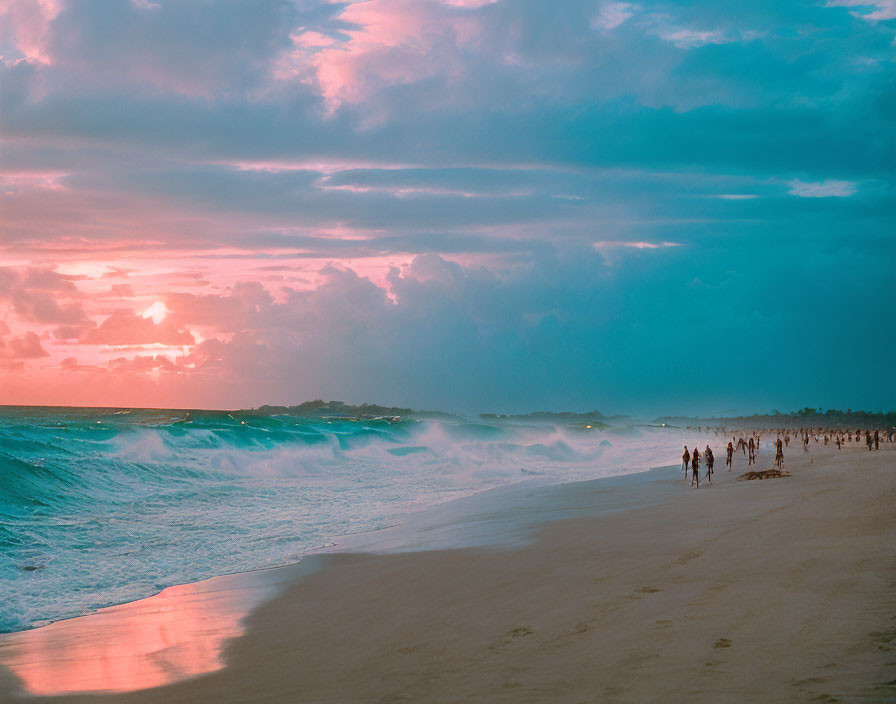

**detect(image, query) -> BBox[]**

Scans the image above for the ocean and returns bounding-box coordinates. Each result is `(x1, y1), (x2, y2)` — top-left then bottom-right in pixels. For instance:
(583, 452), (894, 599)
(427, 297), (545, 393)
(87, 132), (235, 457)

(0, 406), (688, 633)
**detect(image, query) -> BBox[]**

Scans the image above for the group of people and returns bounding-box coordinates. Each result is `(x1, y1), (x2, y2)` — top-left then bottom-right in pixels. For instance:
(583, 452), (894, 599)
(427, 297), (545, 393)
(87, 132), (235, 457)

(680, 444), (717, 488)
(679, 426), (890, 489)
(681, 434), (766, 488)
(829, 429), (883, 452)
(784, 428), (886, 452)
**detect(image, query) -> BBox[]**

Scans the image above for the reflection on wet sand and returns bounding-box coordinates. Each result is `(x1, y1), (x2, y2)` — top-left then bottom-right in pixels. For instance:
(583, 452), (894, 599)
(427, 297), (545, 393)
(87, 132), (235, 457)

(0, 566), (299, 696)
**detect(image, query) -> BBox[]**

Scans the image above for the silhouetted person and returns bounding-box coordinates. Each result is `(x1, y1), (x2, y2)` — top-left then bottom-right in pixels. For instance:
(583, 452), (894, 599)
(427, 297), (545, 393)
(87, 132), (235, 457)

(691, 447), (700, 488)
(682, 446), (690, 475)
(774, 437), (784, 470)
(748, 437), (756, 465)
(705, 445), (714, 482)
(726, 441), (733, 471)
(874, 430), (880, 450)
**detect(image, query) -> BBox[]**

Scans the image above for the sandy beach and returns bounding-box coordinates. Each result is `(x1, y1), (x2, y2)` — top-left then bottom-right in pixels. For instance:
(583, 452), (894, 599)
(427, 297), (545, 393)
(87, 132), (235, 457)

(2, 442), (894, 703)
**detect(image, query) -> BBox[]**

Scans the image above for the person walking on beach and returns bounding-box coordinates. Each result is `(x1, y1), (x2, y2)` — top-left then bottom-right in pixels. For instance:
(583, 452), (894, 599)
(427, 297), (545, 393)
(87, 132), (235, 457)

(726, 441), (733, 471)
(803, 433), (809, 453)
(866, 432), (873, 451)
(874, 430), (880, 450)
(836, 435), (842, 451)
(748, 437), (756, 466)
(682, 446), (691, 475)
(775, 437), (784, 470)
(691, 447), (700, 488)
(705, 445), (714, 483)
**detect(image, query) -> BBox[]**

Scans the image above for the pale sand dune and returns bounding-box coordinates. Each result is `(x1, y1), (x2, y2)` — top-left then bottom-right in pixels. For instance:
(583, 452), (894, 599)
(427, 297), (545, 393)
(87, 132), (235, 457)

(2, 445), (894, 703)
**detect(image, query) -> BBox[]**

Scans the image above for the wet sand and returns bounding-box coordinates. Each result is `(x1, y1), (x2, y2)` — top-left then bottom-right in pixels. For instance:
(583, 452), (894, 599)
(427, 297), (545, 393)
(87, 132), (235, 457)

(1, 443), (894, 703)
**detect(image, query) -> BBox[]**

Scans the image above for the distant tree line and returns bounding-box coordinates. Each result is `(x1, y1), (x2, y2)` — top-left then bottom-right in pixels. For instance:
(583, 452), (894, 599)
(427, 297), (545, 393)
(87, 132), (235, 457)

(655, 408), (896, 429)
(242, 400), (413, 418)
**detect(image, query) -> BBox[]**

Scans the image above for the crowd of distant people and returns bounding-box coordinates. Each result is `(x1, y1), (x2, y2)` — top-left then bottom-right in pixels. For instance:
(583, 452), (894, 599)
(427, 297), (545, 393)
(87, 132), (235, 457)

(679, 426), (892, 489)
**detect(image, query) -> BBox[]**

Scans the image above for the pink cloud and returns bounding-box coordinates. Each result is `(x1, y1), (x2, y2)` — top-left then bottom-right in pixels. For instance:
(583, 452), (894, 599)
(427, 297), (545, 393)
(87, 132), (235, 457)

(441, 0), (497, 6)
(0, 331), (49, 359)
(165, 281), (272, 333)
(23, 267), (83, 290)
(53, 324), (89, 341)
(108, 354), (180, 374)
(0, 266), (80, 295)
(101, 267), (135, 279)
(60, 356), (102, 372)
(290, 30), (338, 48)
(0, 171), (68, 194)
(217, 158), (415, 173)
(592, 240), (682, 249)
(109, 283), (136, 297)
(81, 310), (195, 346)
(11, 290), (89, 325)
(279, 0), (485, 111)
(314, 177), (497, 198)
(0, 0), (60, 66)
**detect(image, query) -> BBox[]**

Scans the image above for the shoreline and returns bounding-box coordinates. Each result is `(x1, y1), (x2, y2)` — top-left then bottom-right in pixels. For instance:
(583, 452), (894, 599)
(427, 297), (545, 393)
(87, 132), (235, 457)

(0, 466), (684, 668)
(1, 413), (696, 638)
(2, 427), (687, 637)
(1, 443), (894, 701)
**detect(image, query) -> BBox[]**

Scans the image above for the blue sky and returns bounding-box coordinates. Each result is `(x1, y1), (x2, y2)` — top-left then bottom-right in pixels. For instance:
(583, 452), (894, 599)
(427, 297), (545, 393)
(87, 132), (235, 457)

(0, 0), (893, 415)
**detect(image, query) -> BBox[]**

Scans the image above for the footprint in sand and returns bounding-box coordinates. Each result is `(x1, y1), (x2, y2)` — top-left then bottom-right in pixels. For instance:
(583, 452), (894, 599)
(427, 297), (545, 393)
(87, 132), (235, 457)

(508, 626), (534, 639)
(674, 549), (703, 566)
(793, 677), (827, 686)
(870, 629), (896, 651)
(713, 638), (732, 649)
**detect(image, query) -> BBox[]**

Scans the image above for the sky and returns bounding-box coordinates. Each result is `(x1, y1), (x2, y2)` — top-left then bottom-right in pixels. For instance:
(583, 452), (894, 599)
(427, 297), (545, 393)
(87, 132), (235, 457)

(0, 0), (894, 416)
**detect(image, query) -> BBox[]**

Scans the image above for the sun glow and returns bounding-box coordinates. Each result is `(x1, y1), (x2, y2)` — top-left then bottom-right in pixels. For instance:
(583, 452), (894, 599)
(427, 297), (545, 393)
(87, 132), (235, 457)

(141, 301), (168, 324)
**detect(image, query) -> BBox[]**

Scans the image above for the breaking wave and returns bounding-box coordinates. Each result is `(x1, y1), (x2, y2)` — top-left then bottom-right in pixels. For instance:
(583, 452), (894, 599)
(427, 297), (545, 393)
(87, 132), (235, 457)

(0, 407), (685, 632)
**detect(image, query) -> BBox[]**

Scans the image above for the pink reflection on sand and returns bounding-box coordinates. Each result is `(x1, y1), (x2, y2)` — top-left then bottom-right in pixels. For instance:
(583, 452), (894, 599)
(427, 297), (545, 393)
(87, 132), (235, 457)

(0, 568), (291, 695)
